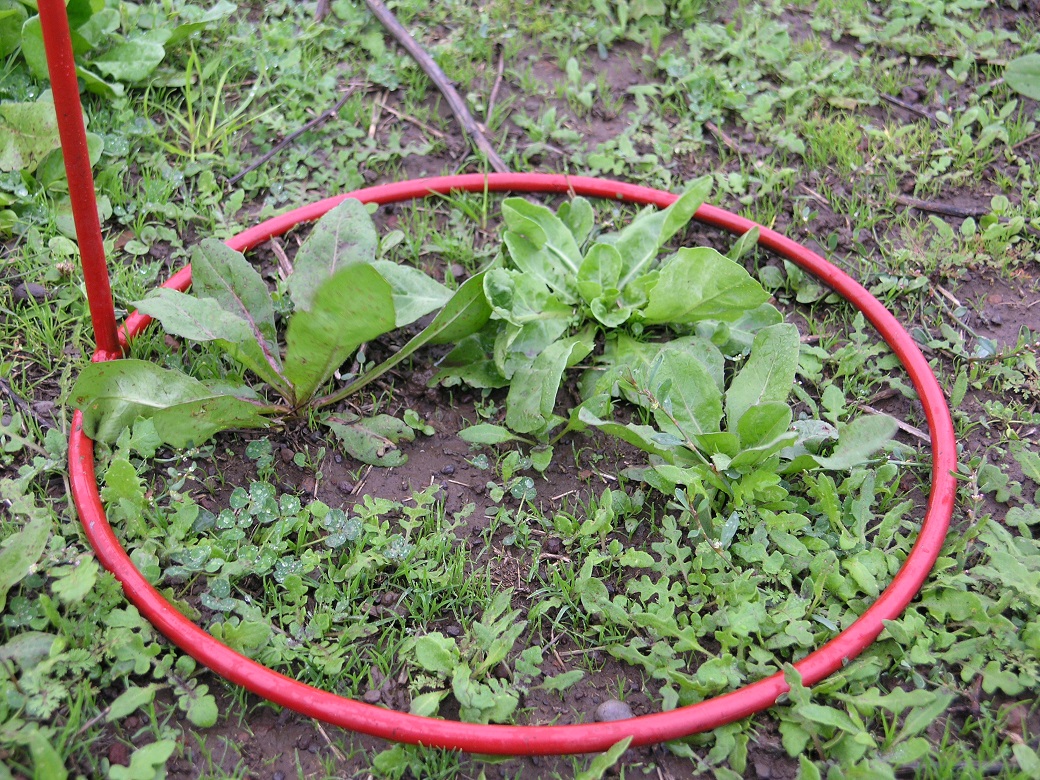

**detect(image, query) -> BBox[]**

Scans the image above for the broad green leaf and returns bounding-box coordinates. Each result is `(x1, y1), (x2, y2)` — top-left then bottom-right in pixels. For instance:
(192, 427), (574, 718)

(736, 402), (792, 449)
(0, 633), (55, 670)
(409, 690), (448, 716)
(318, 272), (491, 405)
(288, 198), (378, 310)
(506, 332), (594, 434)
(184, 686), (219, 728)
(558, 196), (594, 245)
(134, 289), (289, 396)
(191, 239), (278, 346)
(575, 737), (633, 780)
(814, 414), (897, 471)
(0, 514), (50, 612)
(727, 226), (761, 262)
(327, 414), (414, 466)
(0, 1), (28, 59)
(643, 247), (770, 324)
(494, 318), (572, 381)
(19, 16), (47, 79)
(106, 685), (159, 723)
(1005, 54), (1040, 101)
(614, 175), (711, 289)
(644, 348), (724, 439)
(75, 64), (124, 99)
(92, 40), (165, 82)
(284, 264), (395, 403)
(577, 243), (623, 303)
(725, 323), (800, 428)
(51, 557), (99, 603)
(72, 6), (119, 49)
(609, 333), (725, 395)
(109, 739), (177, 780)
(73, 360), (269, 446)
(484, 268), (572, 326)
(413, 633), (459, 675)
(26, 729), (66, 780)
(433, 330), (507, 389)
(576, 406), (673, 461)
(502, 197), (582, 296)
(370, 260), (451, 327)
(0, 97), (60, 174)
(458, 424), (528, 445)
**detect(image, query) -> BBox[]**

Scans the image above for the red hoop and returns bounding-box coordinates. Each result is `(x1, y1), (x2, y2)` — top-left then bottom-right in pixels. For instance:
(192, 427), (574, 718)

(69, 173), (957, 755)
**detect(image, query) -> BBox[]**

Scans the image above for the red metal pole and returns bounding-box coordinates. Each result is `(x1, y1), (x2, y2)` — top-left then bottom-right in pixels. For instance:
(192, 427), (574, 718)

(38, 0), (121, 360)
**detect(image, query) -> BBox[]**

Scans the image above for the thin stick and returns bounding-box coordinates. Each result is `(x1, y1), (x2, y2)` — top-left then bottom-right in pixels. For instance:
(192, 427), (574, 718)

(485, 46), (506, 126)
(893, 195), (989, 219)
(363, 0), (509, 173)
(1012, 130), (1040, 150)
(227, 86), (360, 186)
(375, 97), (445, 139)
(880, 93), (937, 125)
(855, 403), (930, 443)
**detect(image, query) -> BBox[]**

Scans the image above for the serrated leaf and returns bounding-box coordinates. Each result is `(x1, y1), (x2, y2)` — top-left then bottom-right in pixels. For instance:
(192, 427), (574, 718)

(73, 360), (269, 446)
(726, 323), (800, 428)
(284, 264), (395, 403)
(288, 198), (378, 311)
(540, 669), (584, 692)
(0, 515), (50, 612)
(643, 246), (770, 324)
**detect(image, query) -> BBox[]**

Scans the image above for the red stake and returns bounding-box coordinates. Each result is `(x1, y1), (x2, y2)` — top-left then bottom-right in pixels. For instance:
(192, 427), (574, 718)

(38, 0), (120, 360)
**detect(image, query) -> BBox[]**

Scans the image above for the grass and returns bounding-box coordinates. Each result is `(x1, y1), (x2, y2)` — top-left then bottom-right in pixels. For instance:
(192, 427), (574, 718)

(1, 0), (1039, 778)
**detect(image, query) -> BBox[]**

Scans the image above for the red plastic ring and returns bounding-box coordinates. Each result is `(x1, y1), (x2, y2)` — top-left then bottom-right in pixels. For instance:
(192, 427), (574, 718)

(72, 173), (956, 754)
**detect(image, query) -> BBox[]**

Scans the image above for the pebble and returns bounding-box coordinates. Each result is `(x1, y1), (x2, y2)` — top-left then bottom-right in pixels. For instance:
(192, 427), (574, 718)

(900, 86), (920, 103)
(450, 263), (465, 278)
(446, 624), (462, 637)
(381, 592), (398, 606)
(300, 476), (316, 494)
(12, 282), (48, 304)
(108, 743), (130, 766)
(334, 453), (343, 463)
(279, 447), (293, 463)
(440, 464), (456, 475)
(274, 772), (286, 780)
(544, 537), (562, 554)
(362, 689), (382, 704)
(337, 479), (354, 494)
(594, 699), (634, 722)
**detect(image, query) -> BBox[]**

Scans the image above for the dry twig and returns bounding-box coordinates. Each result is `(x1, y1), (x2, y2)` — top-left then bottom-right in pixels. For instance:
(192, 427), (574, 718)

(363, 0), (509, 173)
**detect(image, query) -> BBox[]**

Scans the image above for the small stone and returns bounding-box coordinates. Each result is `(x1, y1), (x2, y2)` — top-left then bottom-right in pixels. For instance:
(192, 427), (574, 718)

(900, 86), (920, 103)
(446, 624), (462, 637)
(988, 293), (1003, 304)
(12, 282), (48, 304)
(274, 772), (286, 780)
(754, 759), (773, 779)
(296, 734), (312, 750)
(450, 263), (466, 278)
(300, 476), (316, 495)
(338, 480), (354, 494)
(334, 453), (343, 463)
(594, 699), (633, 722)
(108, 743), (130, 766)
(279, 447), (293, 463)
(362, 689), (382, 704)
(544, 537), (562, 555)
(381, 592), (398, 606)
(440, 464), (456, 475)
